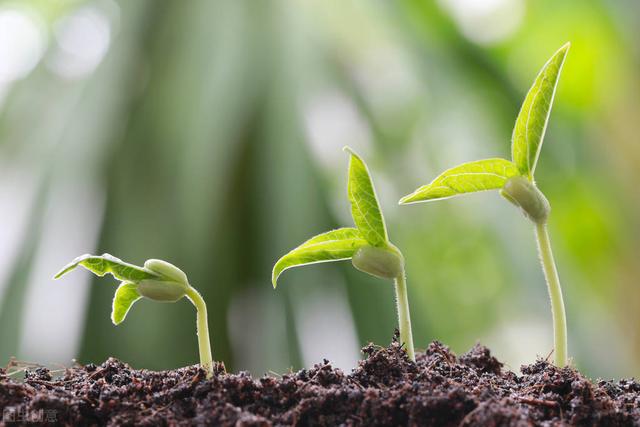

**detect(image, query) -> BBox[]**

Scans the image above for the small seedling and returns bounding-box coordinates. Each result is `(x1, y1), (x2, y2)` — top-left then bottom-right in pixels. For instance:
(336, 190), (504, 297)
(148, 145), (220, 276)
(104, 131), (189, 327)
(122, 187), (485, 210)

(399, 43), (570, 367)
(54, 254), (214, 377)
(273, 147), (416, 361)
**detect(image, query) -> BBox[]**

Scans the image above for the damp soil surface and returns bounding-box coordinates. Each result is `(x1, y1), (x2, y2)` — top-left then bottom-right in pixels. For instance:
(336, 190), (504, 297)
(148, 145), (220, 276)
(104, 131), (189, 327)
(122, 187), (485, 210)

(1, 336), (639, 426)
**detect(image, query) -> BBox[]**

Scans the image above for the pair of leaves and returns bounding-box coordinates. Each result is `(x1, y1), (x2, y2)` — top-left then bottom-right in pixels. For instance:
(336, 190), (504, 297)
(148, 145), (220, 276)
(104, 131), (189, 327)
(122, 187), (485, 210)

(400, 43), (569, 205)
(55, 254), (162, 325)
(272, 148), (390, 287)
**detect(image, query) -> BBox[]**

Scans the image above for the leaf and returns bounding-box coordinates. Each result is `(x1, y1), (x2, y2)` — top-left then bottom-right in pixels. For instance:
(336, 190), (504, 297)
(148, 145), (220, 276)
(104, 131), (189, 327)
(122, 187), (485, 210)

(344, 147), (388, 246)
(111, 282), (142, 325)
(54, 253), (157, 282)
(272, 228), (367, 287)
(399, 158), (519, 204)
(512, 42), (570, 178)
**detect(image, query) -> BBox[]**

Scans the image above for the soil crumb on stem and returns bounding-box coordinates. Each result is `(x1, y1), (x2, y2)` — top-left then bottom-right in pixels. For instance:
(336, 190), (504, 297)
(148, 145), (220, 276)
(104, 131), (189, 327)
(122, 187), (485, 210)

(1, 338), (638, 426)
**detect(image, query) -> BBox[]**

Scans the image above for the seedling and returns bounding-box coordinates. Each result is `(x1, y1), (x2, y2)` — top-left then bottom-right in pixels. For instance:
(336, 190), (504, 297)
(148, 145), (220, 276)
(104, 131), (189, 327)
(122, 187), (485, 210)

(54, 254), (214, 377)
(399, 43), (570, 367)
(273, 147), (416, 361)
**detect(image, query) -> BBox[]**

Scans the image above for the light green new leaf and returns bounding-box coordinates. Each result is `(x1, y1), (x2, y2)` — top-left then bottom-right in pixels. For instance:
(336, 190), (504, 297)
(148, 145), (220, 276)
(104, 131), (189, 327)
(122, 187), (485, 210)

(399, 158), (519, 204)
(344, 147), (388, 246)
(111, 282), (142, 325)
(54, 253), (157, 282)
(272, 227), (367, 287)
(512, 43), (570, 178)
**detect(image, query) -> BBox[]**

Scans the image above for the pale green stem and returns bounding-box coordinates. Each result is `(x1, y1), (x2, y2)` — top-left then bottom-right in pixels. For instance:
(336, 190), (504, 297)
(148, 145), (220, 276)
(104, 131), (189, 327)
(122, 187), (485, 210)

(534, 222), (568, 367)
(185, 286), (214, 377)
(394, 272), (415, 361)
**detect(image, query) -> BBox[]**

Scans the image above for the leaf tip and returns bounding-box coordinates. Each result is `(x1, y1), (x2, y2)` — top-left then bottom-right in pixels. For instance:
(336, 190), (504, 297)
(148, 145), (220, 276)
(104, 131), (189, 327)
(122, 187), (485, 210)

(111, 300), (121, 325)
(55, 253), (96, 279)
(556, 42), (571, 60)
(271, 264), (281, 289)
(111, 310), (127, 325)
(343, 146), (359, 159)
(398, 192), (420, 205)
(53, 260), (82, 280)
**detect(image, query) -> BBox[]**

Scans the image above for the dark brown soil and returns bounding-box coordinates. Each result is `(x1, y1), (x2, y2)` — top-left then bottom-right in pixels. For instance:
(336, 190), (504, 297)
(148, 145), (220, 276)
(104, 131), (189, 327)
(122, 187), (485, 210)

(1, 335), (639, 426)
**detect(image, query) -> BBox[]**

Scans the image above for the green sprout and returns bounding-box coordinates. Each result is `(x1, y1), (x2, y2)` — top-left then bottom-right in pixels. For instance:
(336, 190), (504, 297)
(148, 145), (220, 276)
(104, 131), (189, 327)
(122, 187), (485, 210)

(54, 254), (214, 377)
(399, 43), (570, 367)
(273, 147), (415, 361)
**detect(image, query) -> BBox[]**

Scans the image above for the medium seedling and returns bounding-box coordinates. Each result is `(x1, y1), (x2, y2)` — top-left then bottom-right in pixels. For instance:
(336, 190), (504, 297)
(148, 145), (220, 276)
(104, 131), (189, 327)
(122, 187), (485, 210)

(399, 43), (570, 367)
(273, 147), (416, 361)
(54, 254), (214, 377)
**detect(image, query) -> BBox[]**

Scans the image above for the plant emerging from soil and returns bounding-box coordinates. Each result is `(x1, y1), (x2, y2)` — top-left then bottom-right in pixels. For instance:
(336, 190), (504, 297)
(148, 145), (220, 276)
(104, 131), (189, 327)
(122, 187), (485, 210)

(4, 339), (639, 425)
(273, 147), (415, 361)
(54, 254), (214, 377)
(399, 43), (570, 367)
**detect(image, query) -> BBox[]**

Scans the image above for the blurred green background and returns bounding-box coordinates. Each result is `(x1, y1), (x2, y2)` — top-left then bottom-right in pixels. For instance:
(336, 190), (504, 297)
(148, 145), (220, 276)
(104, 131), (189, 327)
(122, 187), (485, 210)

(0, 0), (638, 379)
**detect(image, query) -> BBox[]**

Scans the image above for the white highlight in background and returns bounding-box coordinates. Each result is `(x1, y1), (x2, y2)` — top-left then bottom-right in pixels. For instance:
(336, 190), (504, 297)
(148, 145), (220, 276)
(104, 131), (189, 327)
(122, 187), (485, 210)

(18, 179), (105, 364)
(0, 7), (46, 84)
(303, 89), (372, 170)
(47, 6), (112, 79)
(485, 316), (550, 371)
(439, 0), (524, 46)
(292, 278), (360, 372)
(228, 287), (291, 375)
(0, 165), (39, 305)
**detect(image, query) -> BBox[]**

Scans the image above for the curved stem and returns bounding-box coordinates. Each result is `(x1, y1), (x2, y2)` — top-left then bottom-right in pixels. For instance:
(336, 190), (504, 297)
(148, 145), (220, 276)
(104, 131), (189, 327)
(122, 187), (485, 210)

(185, 286), (214, 377)
(394, 272), (415, 361)
(534, 222), (568, 367)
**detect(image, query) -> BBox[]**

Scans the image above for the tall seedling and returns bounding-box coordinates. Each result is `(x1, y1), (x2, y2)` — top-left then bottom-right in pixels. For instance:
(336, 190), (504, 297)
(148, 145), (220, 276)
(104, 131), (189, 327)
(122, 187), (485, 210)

(400, 44), (570, 367)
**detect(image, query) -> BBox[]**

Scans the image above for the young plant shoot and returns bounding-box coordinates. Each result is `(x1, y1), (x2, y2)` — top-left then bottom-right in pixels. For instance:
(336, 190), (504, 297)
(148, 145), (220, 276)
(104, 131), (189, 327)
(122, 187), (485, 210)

(399, 43), (570, 367)
(272, 147), (415, 361)
(54, 254), (214, 377)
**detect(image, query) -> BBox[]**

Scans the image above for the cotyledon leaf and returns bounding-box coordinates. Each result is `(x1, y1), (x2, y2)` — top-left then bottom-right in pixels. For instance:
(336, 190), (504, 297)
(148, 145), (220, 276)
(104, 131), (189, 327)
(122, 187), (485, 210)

(512, 42), (570, 178)
(54, 253), (158, 282)
(111, 282), (142, 325)
(344, 147), (388, 247)
(399, 158), (519, 204)
(272, 227), (368, 287)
